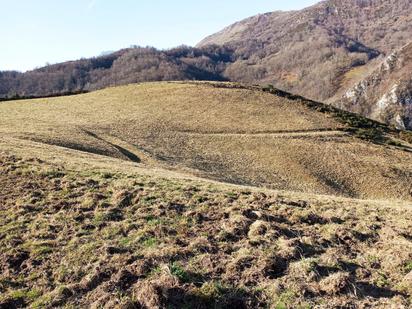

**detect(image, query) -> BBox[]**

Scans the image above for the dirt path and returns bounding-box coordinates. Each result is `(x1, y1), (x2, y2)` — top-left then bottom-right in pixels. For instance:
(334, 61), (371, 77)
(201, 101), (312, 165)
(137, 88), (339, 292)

(178, 128), (348, 138)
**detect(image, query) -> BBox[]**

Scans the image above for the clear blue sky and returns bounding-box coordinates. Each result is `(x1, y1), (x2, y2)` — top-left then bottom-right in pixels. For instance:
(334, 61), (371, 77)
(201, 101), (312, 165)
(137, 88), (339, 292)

(0, 0), (319, 72)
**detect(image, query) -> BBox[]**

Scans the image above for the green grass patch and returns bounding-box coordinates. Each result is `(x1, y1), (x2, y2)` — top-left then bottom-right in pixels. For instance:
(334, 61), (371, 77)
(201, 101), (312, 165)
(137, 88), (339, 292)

(32, 245), (53, 256)
(404, 261), (412, 273)
(145, 216), (162, 226)
(140, 236), (158, 248)
(274, 290), (298, 309)
(170, 262), (191, 283)
(2, 288), (42, 303)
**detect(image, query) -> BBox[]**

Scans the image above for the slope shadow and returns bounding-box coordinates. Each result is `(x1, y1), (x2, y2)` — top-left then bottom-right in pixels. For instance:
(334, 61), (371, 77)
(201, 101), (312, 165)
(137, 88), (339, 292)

(81, 129), (141, 163)
(357, 282), (407, 299)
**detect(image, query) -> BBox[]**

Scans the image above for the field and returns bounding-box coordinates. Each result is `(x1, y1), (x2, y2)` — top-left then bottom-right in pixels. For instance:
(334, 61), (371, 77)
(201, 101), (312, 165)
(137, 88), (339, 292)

(0, 82), (412, 200)
(1, 82), (412, 308)
(0, 145), (411, 308)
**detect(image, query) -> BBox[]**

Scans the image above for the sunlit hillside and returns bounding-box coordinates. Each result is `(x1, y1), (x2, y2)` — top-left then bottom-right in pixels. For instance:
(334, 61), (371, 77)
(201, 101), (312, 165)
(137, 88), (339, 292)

(0, 82), (411, 200)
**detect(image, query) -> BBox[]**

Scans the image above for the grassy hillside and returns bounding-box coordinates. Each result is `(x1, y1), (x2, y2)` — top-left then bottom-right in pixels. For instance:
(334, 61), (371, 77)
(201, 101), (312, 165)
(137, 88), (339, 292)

(0, 82), (412, 201)
(1, 82), (412, 308)
(1, 146), (412, 308)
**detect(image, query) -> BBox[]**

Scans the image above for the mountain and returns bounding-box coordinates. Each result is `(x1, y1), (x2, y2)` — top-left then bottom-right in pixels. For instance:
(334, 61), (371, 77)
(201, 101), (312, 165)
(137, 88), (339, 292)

(198, 0), (412, 101)
(1, 81), (412, 308)
(2, 0), (412, 131)
(334, 42), (412, 130)
(0, 46), (233, 98)
(1, 81), (411, 200)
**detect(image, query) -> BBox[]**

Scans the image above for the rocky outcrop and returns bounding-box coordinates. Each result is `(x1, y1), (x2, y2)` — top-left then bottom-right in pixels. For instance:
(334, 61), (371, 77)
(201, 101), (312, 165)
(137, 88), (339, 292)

(336, 43), (412, 130)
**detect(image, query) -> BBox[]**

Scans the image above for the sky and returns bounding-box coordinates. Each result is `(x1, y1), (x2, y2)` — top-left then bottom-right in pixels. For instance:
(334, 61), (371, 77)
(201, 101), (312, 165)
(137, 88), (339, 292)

(0, 0), (319, 72)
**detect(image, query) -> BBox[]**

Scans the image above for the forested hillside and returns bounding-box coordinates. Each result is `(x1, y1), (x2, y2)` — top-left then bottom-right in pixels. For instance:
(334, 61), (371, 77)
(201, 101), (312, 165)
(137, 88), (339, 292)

(0, 46), (233, 98)
(199, 0), (412, 101)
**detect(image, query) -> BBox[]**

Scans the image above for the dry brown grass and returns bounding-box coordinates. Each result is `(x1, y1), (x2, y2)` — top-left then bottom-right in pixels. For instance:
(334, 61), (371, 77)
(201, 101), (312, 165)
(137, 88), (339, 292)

(0, 81), (411, 201)
(1, 150), (412, 308)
